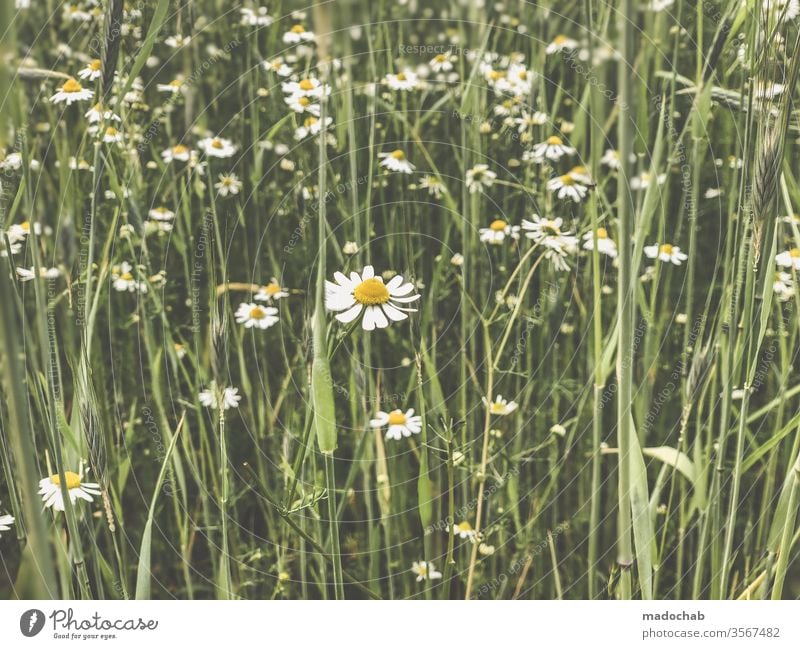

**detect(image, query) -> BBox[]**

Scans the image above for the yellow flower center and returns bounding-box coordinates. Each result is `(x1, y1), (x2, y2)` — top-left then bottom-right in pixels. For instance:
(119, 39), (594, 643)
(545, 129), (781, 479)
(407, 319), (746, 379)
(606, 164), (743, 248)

(544, 220), (561, 235)
(304, 116), (318, 128)
(264, 282), (281, 295)
(291, 24), (305, 33)
(489, 401), (506, 415)
(62, 78), (83, 93)
(211, 138), (224, 149)
(434, 54), (447, 63)
(517, 70), (528, 80)
(21, 221), (30, 231)
(353, 277), (390, 305)
(50, 471), (81, 489)
(571, 166), (587, 175)
(457, 521), (473, 532)
(89, 59), (101, 71)
(489, 219), (507, 231)
(790, 248), (800, 258)
(553, 34), (569, 45)
(169, 79), (182, 87)
(249, 306), (267, 320)
(299, 78), (315, 91)
(559, 174), (575, 185)
(659, 244), (674, 255)
(390, 149), (405, 160)
(120, 272), (133, 281)
(388, 411), (407, 425)
(105, 127), (117, 136)
(546, 135), (563, 145)
(173, 144), (189, 155)
(489, 70), (505, 80)
(596, 227), (608, 239)
(298, 96), (310, 106)
(396, 72), (407, 81)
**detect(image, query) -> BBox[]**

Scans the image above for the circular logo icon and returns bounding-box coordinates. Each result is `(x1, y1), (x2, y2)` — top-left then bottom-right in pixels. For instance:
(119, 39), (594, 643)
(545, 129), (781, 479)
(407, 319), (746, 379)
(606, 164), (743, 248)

(20, 609), (45, 637)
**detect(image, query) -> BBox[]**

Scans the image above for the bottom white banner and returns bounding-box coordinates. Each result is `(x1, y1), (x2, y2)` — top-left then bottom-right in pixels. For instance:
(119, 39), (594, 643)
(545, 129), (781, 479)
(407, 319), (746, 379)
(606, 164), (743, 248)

(0, 601), (797, 647)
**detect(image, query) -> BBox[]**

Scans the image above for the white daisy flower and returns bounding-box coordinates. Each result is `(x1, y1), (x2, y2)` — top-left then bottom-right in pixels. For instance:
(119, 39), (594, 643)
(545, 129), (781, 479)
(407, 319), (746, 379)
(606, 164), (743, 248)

(263, 57), (293, 76)
(84, 102), (120, 124)
(199, 384), (241, 410)
(198, 136), (237, 158)
(16, 266), (60, 281)
(545, 34), (579, 55)
(530, 135), (576, 162)
(370, 408), (423, 440)
(240, 6), (273, 26)
(479, 219), (520, 245)
(547, 174), (588, 202)
(0, 512), (13, 537)
(148, 206), (175, 222)
(215, 173), (242, 196)
(567, 165), (593, 185)
(102, 126), (123, 144)
(452, 520), (477, 540)
(156, 78), (184, 94)
(418, 175), (447, 197)
(514, 110), (548, 132)
(582, 227), (618, 258)
(411, 561), (442, 582)
(283, 24), (315, 44)
(647, 0), (675, 10)
(0, 151), (22, 171)
(281, 77), (330, 99)
(161, 144), (192, 163)
(430, 53), (456, 72)
(285, 94), (320, 115)
(774, 271), (795, 302)
(294, 116), (333, 140)
(165, 34), (191, 48)
(776, 248), (800, 270)
(384, 69), (419, 91)
(38, 470), (100, 512)
(325, 265), (421, 331)
(630, 171), (667, 190)
(378, 149), (415, 174)
(764, 0), (800, 22)
(601, 148), (621, 170)
(77, 59), (102, 81)
(255, 279), (289, 302)
(235, 302), (279, 329)
(644, 243), (688, 265)
(483, 394), (519, 416)
(50, 78), (94, 105)
(522, 216), (579, 253)
(465, 164), (497, 193)
(111, 262), (147, 293)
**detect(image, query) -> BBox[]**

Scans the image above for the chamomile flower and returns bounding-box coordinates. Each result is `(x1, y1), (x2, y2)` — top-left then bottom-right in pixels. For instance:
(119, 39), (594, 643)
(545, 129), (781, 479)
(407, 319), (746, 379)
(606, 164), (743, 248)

(384, 69), (419, 91)
(764, 0), (800, 23)
(452, 521), (478, 540)
(102, 126), (123, 144)
(161, 144), (192, 163)
(156, 78), (184, 94)
(240, 6), (273, 26)
(545, 34), (579, 55)
(148, 206), (175, 226)
(776, 248), (800, 270)
(483, 394), (519, 416)
(283, 24), (315, 44)
(263, 57), (293, 76)
(255, 279), (289, 302)
(601, 148), (621, 170)
(50, 78), (93, 105)
(38, 469), (100, 512)
(199, 384), (241, 410)
(567, 165), (593, 185)
(16, 266), (60, 281)
(479, 219), (520, 245)
(522, 216), (579, 253)
(418, 175), (447, 197)
(370, 408), (423, 440)
(547, 174), (588, 202)
(111, 262), (147, 293)
(774, 271), (795, 302)
(281, 77), (329, 99)
(514, 110), (548, 132)
(325, 265), (421, 330)
(378, 149), (415, 174)
(215, 173), (243, 196)
(530, 135), (576, 162)
(198, 136), (237, 158)
(630, 171), (667, 191)
(0, 513), (13, 537)
(411, 561), (442, 582)
(84, 102), (120, 124)
(165, 34), (191, 48)
(644, 243), (688, 265)
(582, 227), (618, 258)
(465, 164), (497, 193)
(77, 59), (102, 81)
(285, 94), (320, 115)
(294, 115), (333, 140)
(430, 52), (456, 72)
(235, 302), (279, 329)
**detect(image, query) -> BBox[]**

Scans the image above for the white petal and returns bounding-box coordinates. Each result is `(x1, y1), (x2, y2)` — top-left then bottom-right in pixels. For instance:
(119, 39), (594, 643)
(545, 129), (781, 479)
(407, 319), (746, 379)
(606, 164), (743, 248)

(382, 303), (408, 321)
(335, 303), (363, 324)
(370, 306), (389, 329)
